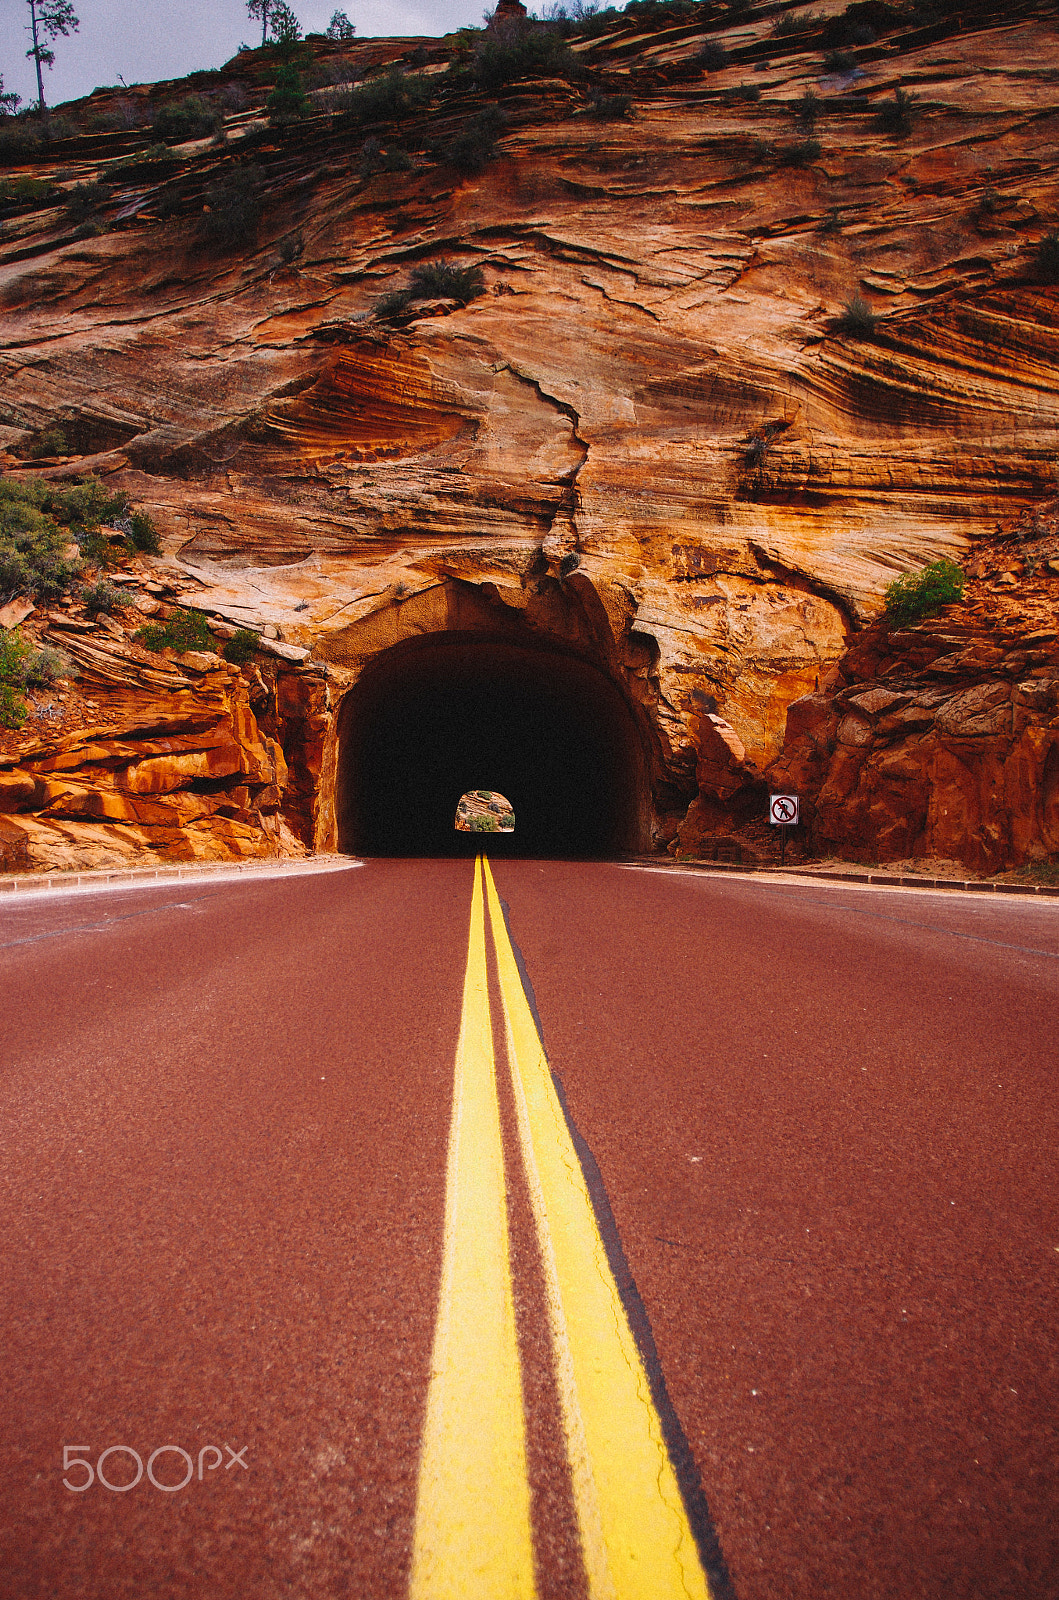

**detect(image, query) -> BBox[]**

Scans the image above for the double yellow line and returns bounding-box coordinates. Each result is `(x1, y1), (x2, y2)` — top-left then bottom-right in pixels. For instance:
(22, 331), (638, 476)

(411, 857), (714, 1600)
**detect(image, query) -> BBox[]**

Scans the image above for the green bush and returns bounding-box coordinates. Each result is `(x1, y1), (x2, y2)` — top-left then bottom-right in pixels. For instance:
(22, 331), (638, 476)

(338, 69), (431, 125)
(359, 137), (412, 177)
(153, 94), (222, 144)
(696, 41), (727, 71)
(0, 118), (43, 164)
(793, 88), (820, 129)
(52, 477), (128, 531)
(697, 41), (729, 71)
(875, 88), (915, 136)
(471, 814), (499, 832)
(586, 92), (632, 119)
(81, 579), (127, 617)
(24, 425), (68, 460)
(1034, 230), (1059, 286)
(126, 510), (161, 554)
(471, 25), (578, 89)
(445, 107), (505, 175)
(722, 84), (761, 104)
(135, 609), (213, 654)
(0, 479), (81, 602)
(773, 9), (822, 37)
(824, 48), (857, 71)
(376, 261), (486, 320)
(779, 138), (821, 167)
(222, 627), (261, 664)
(0, 176), (58, 211)
(883, 559), (965, 628)
(200, 164), (262, 249)
(115, 143), (180, 181)
(64, 183), (112, 225)
(267, 64), (310, 124)
(0, 629), (66, 729)
(833, 292), (877, 337)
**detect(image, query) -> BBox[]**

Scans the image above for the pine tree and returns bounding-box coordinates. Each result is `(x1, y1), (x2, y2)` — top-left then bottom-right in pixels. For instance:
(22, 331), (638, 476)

(325, 10), (355, 40)
(246, 0), (273, 50)
(24, 0), (79, 118)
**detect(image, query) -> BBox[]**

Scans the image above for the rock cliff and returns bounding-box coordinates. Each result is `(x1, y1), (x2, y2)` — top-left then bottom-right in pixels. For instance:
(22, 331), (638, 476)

(1, 0), (1058, 870)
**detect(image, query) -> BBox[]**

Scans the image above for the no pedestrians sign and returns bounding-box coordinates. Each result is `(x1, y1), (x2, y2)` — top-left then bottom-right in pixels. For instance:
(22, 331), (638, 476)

(769, 794), (799, 826)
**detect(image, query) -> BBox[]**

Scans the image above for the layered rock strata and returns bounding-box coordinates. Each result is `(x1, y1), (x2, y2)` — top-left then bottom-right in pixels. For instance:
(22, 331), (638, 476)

(761, 505), (1059, 874)
(2, 0), (1058, 868)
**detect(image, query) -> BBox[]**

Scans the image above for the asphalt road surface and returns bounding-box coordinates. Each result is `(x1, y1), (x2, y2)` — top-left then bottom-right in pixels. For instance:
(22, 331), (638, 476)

(1, 857), (1057, 1600)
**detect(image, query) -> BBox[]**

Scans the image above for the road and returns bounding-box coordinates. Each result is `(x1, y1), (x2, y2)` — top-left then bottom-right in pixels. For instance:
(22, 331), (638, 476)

(1, 857), (1057, 1600)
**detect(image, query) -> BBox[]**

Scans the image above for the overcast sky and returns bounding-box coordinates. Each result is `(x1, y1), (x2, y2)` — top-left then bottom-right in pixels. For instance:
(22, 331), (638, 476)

(2, 0), (491, 110)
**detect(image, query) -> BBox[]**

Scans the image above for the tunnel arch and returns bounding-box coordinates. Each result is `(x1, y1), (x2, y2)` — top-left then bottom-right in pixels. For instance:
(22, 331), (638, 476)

(335, 633), (652, 857)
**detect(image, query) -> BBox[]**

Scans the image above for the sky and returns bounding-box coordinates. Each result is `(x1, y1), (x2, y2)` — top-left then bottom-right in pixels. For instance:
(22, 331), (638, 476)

(2, 0), (490, 110)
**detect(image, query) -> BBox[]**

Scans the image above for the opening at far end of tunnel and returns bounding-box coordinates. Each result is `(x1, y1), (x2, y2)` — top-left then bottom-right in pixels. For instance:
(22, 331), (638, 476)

(336, 635), (651, 858)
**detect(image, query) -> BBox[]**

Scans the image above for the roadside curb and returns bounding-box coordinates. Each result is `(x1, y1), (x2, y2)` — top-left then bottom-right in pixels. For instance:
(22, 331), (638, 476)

(0, 854), (356, 896)
(624, 857), (1059, 898)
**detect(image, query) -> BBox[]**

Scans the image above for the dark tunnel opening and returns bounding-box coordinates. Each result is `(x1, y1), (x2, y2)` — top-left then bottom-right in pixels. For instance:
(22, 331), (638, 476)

(335, 635), (651, 858)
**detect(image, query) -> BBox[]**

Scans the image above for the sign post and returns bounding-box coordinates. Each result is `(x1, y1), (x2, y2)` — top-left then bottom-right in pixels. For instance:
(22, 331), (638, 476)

(769, 793), (799, 866)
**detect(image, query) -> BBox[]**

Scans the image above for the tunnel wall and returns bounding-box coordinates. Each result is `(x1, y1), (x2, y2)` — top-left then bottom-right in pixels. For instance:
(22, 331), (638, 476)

(332, 633), (653, 857)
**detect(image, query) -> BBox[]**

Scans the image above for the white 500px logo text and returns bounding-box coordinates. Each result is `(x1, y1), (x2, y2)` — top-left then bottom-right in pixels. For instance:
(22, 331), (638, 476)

(63, 1444), (248, 1492)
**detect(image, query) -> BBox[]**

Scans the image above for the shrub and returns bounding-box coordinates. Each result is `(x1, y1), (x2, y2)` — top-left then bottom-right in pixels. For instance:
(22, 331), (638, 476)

(115, 143), (180, 180)
(200, 164), (262, 249)
(471, 24), (578, 90)
(722, 84), (761, 104)
(359, 137), (412, 177)
(0, 479), (81, 602)
(823, 48), (857, 71)
(53, 477), (128, 531)
(267, 64), (310, 124)
(0, 118), (43, 164)
(779, 137), (821, 166)
(445, 107), (505, 174)
(773, 9), (822, 37)
(409, 261), (485, 302)
(81, 579), (127, 617)
(222, 627), (261, 664)
(883, 559), (965, 628)
(278, 232), (304, 262)
(696, 41), (727, 71)
(0, 176), (58, 211)
(1034, 230), (1059, 286)
(833, 292), (877, 336)
(339, 69), (431, 125)
(0, 629), (67, 728)
(471, 814), (500, 832)
(875, 87), (915, 136)
(64, 183), (112, 226)
(586, 92), (632, 119)
(793, 88), (820, 129)
(135, 609), (213, 654)
(153, 94), (222, 143)
(126, 510), (161, 554)
(25, 425), (68, 460)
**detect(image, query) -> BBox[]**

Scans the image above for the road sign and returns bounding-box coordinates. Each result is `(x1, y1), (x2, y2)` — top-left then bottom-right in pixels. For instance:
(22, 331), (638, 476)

(769, 794), (799, 826)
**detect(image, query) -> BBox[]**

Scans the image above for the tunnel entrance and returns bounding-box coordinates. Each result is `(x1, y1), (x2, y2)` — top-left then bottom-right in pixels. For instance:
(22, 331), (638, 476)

(335, 635), (651, 857)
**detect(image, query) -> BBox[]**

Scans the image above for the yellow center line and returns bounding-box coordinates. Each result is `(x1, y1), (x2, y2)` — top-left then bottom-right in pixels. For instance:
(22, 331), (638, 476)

(482, 857), (713, 1600)
(410, 856), (536, 1600)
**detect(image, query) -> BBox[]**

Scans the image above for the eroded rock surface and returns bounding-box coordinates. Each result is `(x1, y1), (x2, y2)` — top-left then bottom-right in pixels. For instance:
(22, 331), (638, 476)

(2, 0), (1058, 867)
(765, 505), (1059, 873)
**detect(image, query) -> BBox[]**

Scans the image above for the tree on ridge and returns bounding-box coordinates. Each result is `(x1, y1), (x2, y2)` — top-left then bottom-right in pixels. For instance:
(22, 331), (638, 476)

(24, 0), (79, 119)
